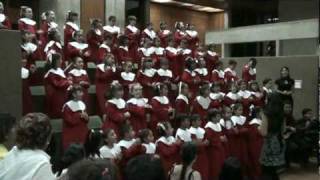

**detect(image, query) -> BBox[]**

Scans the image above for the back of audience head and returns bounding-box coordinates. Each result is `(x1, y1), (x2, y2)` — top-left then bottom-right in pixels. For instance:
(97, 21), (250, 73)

(58, 143), (85, 175)
(219, 157), (243, 180)
(179, 142), (197, 180)
(84, 129), (102, 158)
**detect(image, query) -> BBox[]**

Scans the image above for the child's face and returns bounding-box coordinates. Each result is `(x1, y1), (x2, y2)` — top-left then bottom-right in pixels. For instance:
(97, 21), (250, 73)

(165, 124), (173, 136)
(146, 130), (154, 143)
(107, 130), (117, 144)
(230, 85), (237, 93)
(129, 19), (136, 26)
(160, 61), (169, 70)
(203, 88), (210, 97)
(127, 128), (135, 139)
(71, 15), (78, 22)
(132, 85), (143, 98)
(251, 83), (258, 91)
(265, 81), (273, 89)
(160, 23), (167, 30)
(75, 58), (84, 69)
(110, 18), (116, 26)
(155, 38), (161, 46)
(75, 33), (84, 42)
(21, 59), (27, 67)
(182, 119), (190, 129)
(283, 104), (292, 115)
(235, 107), (243, 116)
(199, 60), (206, 68)
(304, 111), (313, 120)
(124, 63), (133, 72)
(115, 88), (124, 98)
(105, 38), (112, 46)
(25, 8), (33, 19)
(192, 119), (201, 128)
(48, 11), (55, 21)
(212, 85), (220, 93)
(144, 61), (153, 69)
(211, 114), (221, 123)
(181, 85), (189, 95)
(73, 90), (84, 101)
(240, 82), (247, 90)
(224, 108), (232, 119)
(230, 64), (236, 70)
(106, 56), (115, 66)
(160, 85), (168, 96)
(56, 59), (62, 68)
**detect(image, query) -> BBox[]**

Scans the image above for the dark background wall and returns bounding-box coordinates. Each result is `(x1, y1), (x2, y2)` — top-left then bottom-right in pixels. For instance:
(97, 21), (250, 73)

(221, 55), (319, 117)
(0, 30), (22, 119)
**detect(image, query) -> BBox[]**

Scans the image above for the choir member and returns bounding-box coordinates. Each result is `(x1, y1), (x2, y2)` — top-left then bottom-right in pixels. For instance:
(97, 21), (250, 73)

(189, 114), (209, 180)
(141, 22), (157, 42)
(18, 6), (37, 35)
(150, 83), (174, 137)
(175, 114), (192, 142)
(87, 19), (103, 63)
(173, 21), (186, 47)
(67, 57), (90, 110)
(156, 58), (176, 103)
(180, 57), (201, 99)
(219, 106), (234, 157)
(0, 2), (11, 29)
(136, 58), (157, 100)
(205, 109), (227, 180)
(62, 85), (89, 150)
(137, 38), (154, 66)
(102, 82), (131, 136)
(125, 15), (140, 60)
(191, 83), (212, 127)
(224, 60), (238, 86)
(99, 128), (122, 160)
(262, 78), (273, 104)
(65, 30), (89, 64)
(157, 21), (171, 47)
(103, 15), (120, 46)
(44, 29), (63, 62)
(152, 37), (165, 69)
(224, 83), (240, 107)
(165, 37), (179, 78)
(156, 122), (181, 176)
(40, 10), (58, 56)
(95, 54), (117, 116)
(176, 39), (193, 76)
(127, 83), (152, 132)
(44, 53), (72, 118)
(242, 58), (257, 83)
(204, 44), (219, 73)
(64, 11), (79, 49)
(21, 30), (41, 68)
(119, 61), (136, 100)
(116, 35), (132, 67)
(185, 24), (199, 51)
(138, 129), (156, 155)
(210, 61), (226, 92)
(193, 45), (205, 62)
(249, 81), (264, 108)
(209, 82), (225, 110)
(194, 58), (210, 84)
(97, 35), (113, 64)
(21, 59), (34, 115)
(237, 80), (253, 117)
(175, 82), (191, 116)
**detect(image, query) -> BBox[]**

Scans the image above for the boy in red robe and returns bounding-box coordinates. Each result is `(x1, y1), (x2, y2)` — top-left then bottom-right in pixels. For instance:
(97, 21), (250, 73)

(242, 57), (257, 83)
(0, 2), (11, 29)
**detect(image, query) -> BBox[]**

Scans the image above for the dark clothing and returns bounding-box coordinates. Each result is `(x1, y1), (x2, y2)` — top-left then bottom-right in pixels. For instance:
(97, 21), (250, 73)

(275, 77), (294, 105)
(261, 165), (279, 180)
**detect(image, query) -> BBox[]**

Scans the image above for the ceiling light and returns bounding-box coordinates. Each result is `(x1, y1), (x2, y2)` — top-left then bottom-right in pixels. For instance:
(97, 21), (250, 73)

(150, 0), (172, 3)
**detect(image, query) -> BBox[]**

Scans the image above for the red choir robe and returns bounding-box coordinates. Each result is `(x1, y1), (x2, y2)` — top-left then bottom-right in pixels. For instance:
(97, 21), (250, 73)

(18, 18), (37, 35)
(156, 68), (175, 103)
(65, 41), (89, 63)
(204, 51), (219, 73)
(211, 69), (226, 92)
(247, 118), (263, 180)
(209, 92), (225, 110)
(165, 46), (179, 78)
(219, 119), (233, 157)
(230, 115), (250, 176)
(0, 13), (11, 29)
(150, 96), (172, 136)
(95, 64), (117, 116)
(87, 28), (103, 63)
(136, 68), (156, 100)
(44, 40), (63, 61)
(62, 100), (89, 150)
(191, 96), (212, 127)
(39, 21), (58, 57)
(127, 97), (150, 132)
(237, 90), (253, 117)
(250, 91), (264, 108)
(141, 28), (157, 42)
(137, 47), (155, 66)
(68, 68), (91, 111)
(22, 67), (33, 115)
(64, 22), (80, 49)
(173, 30), (186, 47)
(185, 30), (199, 51)
(174, 94), (190, 129)
(189, 126), (209, 180)
(224, 67), (238, 86)
(125, 25), (140, 60)
(223, 92), (240, 107)
(242, 64), (256, 83)
(194, 67), (210, 85)
(156, 136), (180, 175)
(118, 139), (143, 169)
(103, 25), (120, 46)
(102, 98), (128, 136)
(157, 29), (171, 47)
(119, 71), (136, 100)
(97, 44), (111, 64)
(193, 51), (205, 63)
(205, 121), (226, 179)
(176, 48), (193, 76)
(115, 46), (132, 66)
(151, 47), (165, 69)
(21, 42), (41, 68)
(180, 70), (201, 99)
(44, 68), (70, 118)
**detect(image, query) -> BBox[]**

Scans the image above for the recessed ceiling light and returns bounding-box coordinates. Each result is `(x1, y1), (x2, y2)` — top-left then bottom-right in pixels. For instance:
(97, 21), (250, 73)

(150, 0), (172, 3)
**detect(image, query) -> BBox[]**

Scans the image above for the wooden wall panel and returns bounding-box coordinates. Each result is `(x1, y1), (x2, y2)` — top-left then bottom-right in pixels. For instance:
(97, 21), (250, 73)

(80, 0), (105, 33)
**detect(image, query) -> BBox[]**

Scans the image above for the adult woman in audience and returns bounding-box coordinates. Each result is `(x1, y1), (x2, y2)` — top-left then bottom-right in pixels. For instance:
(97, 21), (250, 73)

(275, 66), (294, 106)
(0, 113), (15, 159)
(0, 113), (55, 180)
(259, 93), (286, 180)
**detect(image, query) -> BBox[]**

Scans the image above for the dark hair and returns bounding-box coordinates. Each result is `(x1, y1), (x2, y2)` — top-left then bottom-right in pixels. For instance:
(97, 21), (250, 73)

(210, 81), (221, 92)
(228, 60), (237, 66)
(176, 114), (190, 127)
(185, 57), (195, 71)
(207, 109), (221, 122)
(154, 83), (167, 96)
(207, 43), (215, 50)
(138, 129), (151, 144)
(125, 154), (166, 180)
(102, 128), (114, 145)
(249, 57), (257, 65)
(280, 66), (290, 78)
(91, 18), (102, 28)
(302, 108), (312, 116)
(215, 61), (223, 68)
(262, 78), (272, 86)
(118, 35), (128, 46)
(157, 121), (171, 137)
(248, 80), (259, 91)
(0, 113), (16, 143)
(219, 157), (243, 180)
(120, 123), (133, 139)
(68, 85), (83, 100)
(232, 103), (243, 112)
(263, 93), (284, 134)
(58, 143), (85, 176)
(108, 15), (116, 21)
(16, 113), (52, 150)
(199, 82), (210, 96)
(68, 159), (118, 180)
(84, 129), (102, 158)
(190, 114), (200, 124)
(106, 82), (123, 99)
(48, 29), (58, 41)
(128, 15), (137, 21)
(45, 53), (61, 71)
(179, 142), (197, 180)
(66, 11), (78, 22)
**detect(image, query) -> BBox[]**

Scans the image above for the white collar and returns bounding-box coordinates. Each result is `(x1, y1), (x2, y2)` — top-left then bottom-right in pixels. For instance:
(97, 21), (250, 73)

(161, 29), (171, 35)
(207, 50), (218, 57)
(165, 46), (177, 54)
(219, 119), (234, 130)
(157, 68), (172, 78)
(209, 92), (225, 100)
(97, 64), (116, 72)
(141, 68), (156, 77)
(177, 30), (186, 36)
(188, 127), (205, 139)
(186, 30), (198, 37)
(176, 94), (189, 104)
(99, 44), (110, 51)
(231, 115), (246, 126)
(69, 41), (88, 50)
(68, 69), (87, 77)
(249, 67), (256, 75)
(48, 21), (58, 29)
(212, 69), (224, 78)
(194, 68), (208, 76)
(66, 22), (79, 31)
(19, 18), (36, 26)
(44, 68), (66, 78)
(139, 47), (155, 57)
(117, 139), (136, 149)
(143, 28), (156, 39)
(177, 48), (191, 55)
(226, 92), (240, 100)
(238, 90), (252, 99)
(108, 98), (126, 109)
(120, 71), (135, 81)
(63, 100), (86, 112)
(153, 96), (169, 105)
(197, 51), (205, 57)
(126, 25), (138, 33)
(251, 91), (262, 98)
(95, 29), (102, 36)
(0, 14), (5, 22)
(21, 42), (37, 53)
(119, 46), (128, 51)
(263, 87), (272, 93)
(184, 69), (196, 77)
(156, 136), (175, 145)
(154, 47), (164, 55)
(103, 25), (120, 33)
(224, 67), (237, 76)
(127, 98), (148, 107)
(175, 128), (192, 142)
(44, 41), (62, 52)
(142, 143), (156, 154)
(205, 121), (222, 132)
(21, 67), (29, 79)
(196, 96), (211, 109)
(99, 144), (121, 159)
(249, 118), (262, 125)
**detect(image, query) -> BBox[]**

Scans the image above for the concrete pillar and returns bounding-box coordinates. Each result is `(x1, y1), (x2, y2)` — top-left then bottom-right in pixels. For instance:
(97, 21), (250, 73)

(275, 40), (280, 57)
(222, 11), (231, 57)
(105, 0), (126, 29)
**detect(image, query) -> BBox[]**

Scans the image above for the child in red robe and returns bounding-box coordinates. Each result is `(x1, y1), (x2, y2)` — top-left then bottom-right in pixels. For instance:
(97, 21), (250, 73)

(18, 6), (37, 36)
(175, 82), (191, 114)
(175, 114), (192, 143)
(0, 2), (11, 29)
(136, 58), (157, 100)
(194, 58), (210, 84)
(185, 24), (199, 52)
(103, 16), (120, 47)
(181, 58), (201, 99)
(219, 106), (234, 158)
(62, 85), (89, 150)
(249, 81), (264, 109)
(119, 61), (136, 100)
(103, 82), (131, 136)
(137, 38), (155, 66)
(125, 15), (140, 60)
(165, 38), (179, 78)
(205, 44), (219, 73)
(173, 21), (186, 47)
(87, 19), (103, 63)
(44, 53), (72, 118)
(39, 10), (58, 58)
(211, 61), (226, 91)
(224, 60), (238, 87)
(156, 58), (176, 103)
(141, 22), (157, 42)
(237, 80), (253, 117)
(95, 54), (118, 116)
(21, 31), (41, 69)
(65, 31), (90, 64)
(209, 82), (225, 110)
(115, 35), (132, 67)
(192, 83), (212, 127)
(157, 21), (171, 47)
(127, 83), (152, 133)
(224, 82), (240, 107)
(205, 109), (227, 180)
(242, 58), (257, 83)
(64, 11), (79, 51)
(176, 39), (193, 76)
(97, 35), (113, 64)
(152, 37), (165, 69)
(138, 129), (156, 155)
(44, 29), (63, 62)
